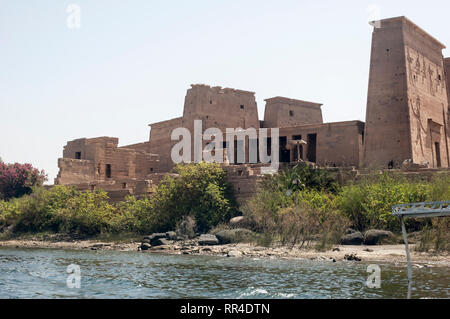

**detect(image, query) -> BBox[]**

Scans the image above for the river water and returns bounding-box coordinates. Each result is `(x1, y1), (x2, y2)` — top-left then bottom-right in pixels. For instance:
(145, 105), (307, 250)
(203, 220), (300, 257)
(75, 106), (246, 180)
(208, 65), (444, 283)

(0, 247), (448, 299)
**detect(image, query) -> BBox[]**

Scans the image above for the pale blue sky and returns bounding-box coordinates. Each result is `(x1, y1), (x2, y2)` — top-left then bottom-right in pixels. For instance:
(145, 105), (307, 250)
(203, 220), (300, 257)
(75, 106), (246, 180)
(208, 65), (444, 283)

(1, 0), (450, 182)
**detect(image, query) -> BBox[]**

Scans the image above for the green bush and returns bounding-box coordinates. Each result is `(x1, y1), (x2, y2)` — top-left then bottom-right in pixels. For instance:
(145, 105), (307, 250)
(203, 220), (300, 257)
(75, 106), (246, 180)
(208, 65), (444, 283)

(151, 163), (238, 233)
(264, 163), (340, 194)
(243, 169), (449, 248)
(113, 196), (154, 233)
(337, 173), (448, 232)
(10, 186), (116, 236)
(242, 169), (347, 248)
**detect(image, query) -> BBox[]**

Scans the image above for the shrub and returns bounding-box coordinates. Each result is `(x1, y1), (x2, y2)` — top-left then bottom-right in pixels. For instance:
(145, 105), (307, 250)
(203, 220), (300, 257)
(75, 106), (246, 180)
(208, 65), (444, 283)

(0, 163), (47, 200)
(11, 186), (116, 236)
(427, 175), (450, 201)
(0, 199), (20, 231)
(151, 163), (238, 233)
(113, 196), (154, 233)
(416, 217), (450, 252)
(337, 173), (447, 232)
(175, 215), (197, 239)
(273, 163), (340, 194)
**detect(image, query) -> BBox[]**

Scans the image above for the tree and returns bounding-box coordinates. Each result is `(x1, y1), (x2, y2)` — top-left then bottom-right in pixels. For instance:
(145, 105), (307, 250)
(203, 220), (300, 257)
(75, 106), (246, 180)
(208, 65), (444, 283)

(0, 162), (47, 200)
(151, 162), (238, 233)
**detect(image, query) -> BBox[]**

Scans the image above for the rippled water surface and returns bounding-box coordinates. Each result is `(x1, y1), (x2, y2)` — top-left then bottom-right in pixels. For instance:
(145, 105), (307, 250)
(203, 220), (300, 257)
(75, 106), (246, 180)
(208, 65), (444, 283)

(0, 247), (448, 299)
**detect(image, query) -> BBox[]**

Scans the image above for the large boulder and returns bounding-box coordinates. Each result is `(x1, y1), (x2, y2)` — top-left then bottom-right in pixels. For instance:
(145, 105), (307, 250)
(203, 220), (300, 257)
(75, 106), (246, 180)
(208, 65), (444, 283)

(340, 232), (364, 245)
(165, 231), (177, 240)
(363, 229), (395, 245)
(215, 228), (255, 245)
(143, 233), (168, 246)
(152, 238), (173, 246)
(227, 250), (243, 258)
(140, 243), (151, 251)
(198, 234), (219, 246)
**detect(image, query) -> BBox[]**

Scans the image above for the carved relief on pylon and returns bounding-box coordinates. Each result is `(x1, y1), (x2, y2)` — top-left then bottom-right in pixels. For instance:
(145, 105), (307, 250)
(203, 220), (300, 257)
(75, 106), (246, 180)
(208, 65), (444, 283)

(411, 95), (427, 156)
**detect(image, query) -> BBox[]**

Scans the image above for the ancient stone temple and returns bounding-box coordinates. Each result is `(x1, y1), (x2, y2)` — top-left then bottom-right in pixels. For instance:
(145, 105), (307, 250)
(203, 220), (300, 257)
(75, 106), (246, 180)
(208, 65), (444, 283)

(55, 16), (450, 203)
(364, 17), (450, 169)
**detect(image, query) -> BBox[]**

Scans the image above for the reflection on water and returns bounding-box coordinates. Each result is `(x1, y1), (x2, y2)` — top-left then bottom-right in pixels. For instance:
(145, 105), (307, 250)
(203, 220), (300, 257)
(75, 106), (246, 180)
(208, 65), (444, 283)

(0, 247), (448, 299)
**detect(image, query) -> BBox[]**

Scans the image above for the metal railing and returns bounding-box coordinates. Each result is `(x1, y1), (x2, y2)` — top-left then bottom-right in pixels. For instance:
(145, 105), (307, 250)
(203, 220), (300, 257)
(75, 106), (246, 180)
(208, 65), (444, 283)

(392, 201), (450, 299)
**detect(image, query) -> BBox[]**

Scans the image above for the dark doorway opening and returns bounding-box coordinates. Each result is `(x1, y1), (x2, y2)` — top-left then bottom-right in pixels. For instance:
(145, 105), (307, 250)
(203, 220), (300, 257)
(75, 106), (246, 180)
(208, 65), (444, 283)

(279, 136), (290, 163)
(105, 164), (112, 178)
(266, 137), (272, 157)
(307, 134), (317, 163)
(435, 142), (441, 167)
(75, 152), (81, 159)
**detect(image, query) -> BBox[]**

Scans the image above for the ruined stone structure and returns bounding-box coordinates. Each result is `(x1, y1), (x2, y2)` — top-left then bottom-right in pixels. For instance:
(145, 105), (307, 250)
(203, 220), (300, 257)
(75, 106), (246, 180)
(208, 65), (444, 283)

(55, 16), (450, 204)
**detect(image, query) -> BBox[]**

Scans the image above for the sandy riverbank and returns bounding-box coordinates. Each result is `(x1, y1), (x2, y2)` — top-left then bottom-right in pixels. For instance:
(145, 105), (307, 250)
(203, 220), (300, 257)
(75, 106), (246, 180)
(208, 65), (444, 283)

(1, 238), (449, 266)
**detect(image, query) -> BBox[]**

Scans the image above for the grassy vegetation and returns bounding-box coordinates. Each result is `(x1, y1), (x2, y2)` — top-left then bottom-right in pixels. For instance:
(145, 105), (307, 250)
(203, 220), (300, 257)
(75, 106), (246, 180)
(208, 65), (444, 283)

(242, 164), (449, 249)
(0, 162), (448, 251)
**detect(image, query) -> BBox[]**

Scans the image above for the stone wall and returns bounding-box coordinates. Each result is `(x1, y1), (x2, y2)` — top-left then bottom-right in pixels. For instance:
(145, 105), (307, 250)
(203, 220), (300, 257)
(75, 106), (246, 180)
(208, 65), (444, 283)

(278, 121), (364, 167)
(182, 84), (260, 132)
(263, 97), (323, 128)
(55, 137), (159, 185)
(149, 117), (184, 172)
(55, 158), (96, 185)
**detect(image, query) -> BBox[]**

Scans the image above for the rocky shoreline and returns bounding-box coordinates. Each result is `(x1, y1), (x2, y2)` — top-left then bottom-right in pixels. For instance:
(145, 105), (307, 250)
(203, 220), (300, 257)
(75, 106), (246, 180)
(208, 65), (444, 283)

(1, 235), (449, 267)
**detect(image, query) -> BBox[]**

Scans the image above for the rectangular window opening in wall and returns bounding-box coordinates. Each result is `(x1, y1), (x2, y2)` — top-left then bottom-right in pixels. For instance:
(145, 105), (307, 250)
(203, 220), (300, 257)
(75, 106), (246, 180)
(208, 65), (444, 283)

(75, 152), (81, 159)
(105, 164), (112, 178)
(435, 142), (441, 167)
(289, 110), (294, 117)
(149, 167), (153, 173)
(240, 105), (245, 110)
(293, 135), (302, 140)
(122, 183), (127, 189)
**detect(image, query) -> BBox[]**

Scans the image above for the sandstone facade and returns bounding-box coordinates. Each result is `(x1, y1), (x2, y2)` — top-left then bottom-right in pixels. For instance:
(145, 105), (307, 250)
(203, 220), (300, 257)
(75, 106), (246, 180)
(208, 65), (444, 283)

(364, 17), (450, 168)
